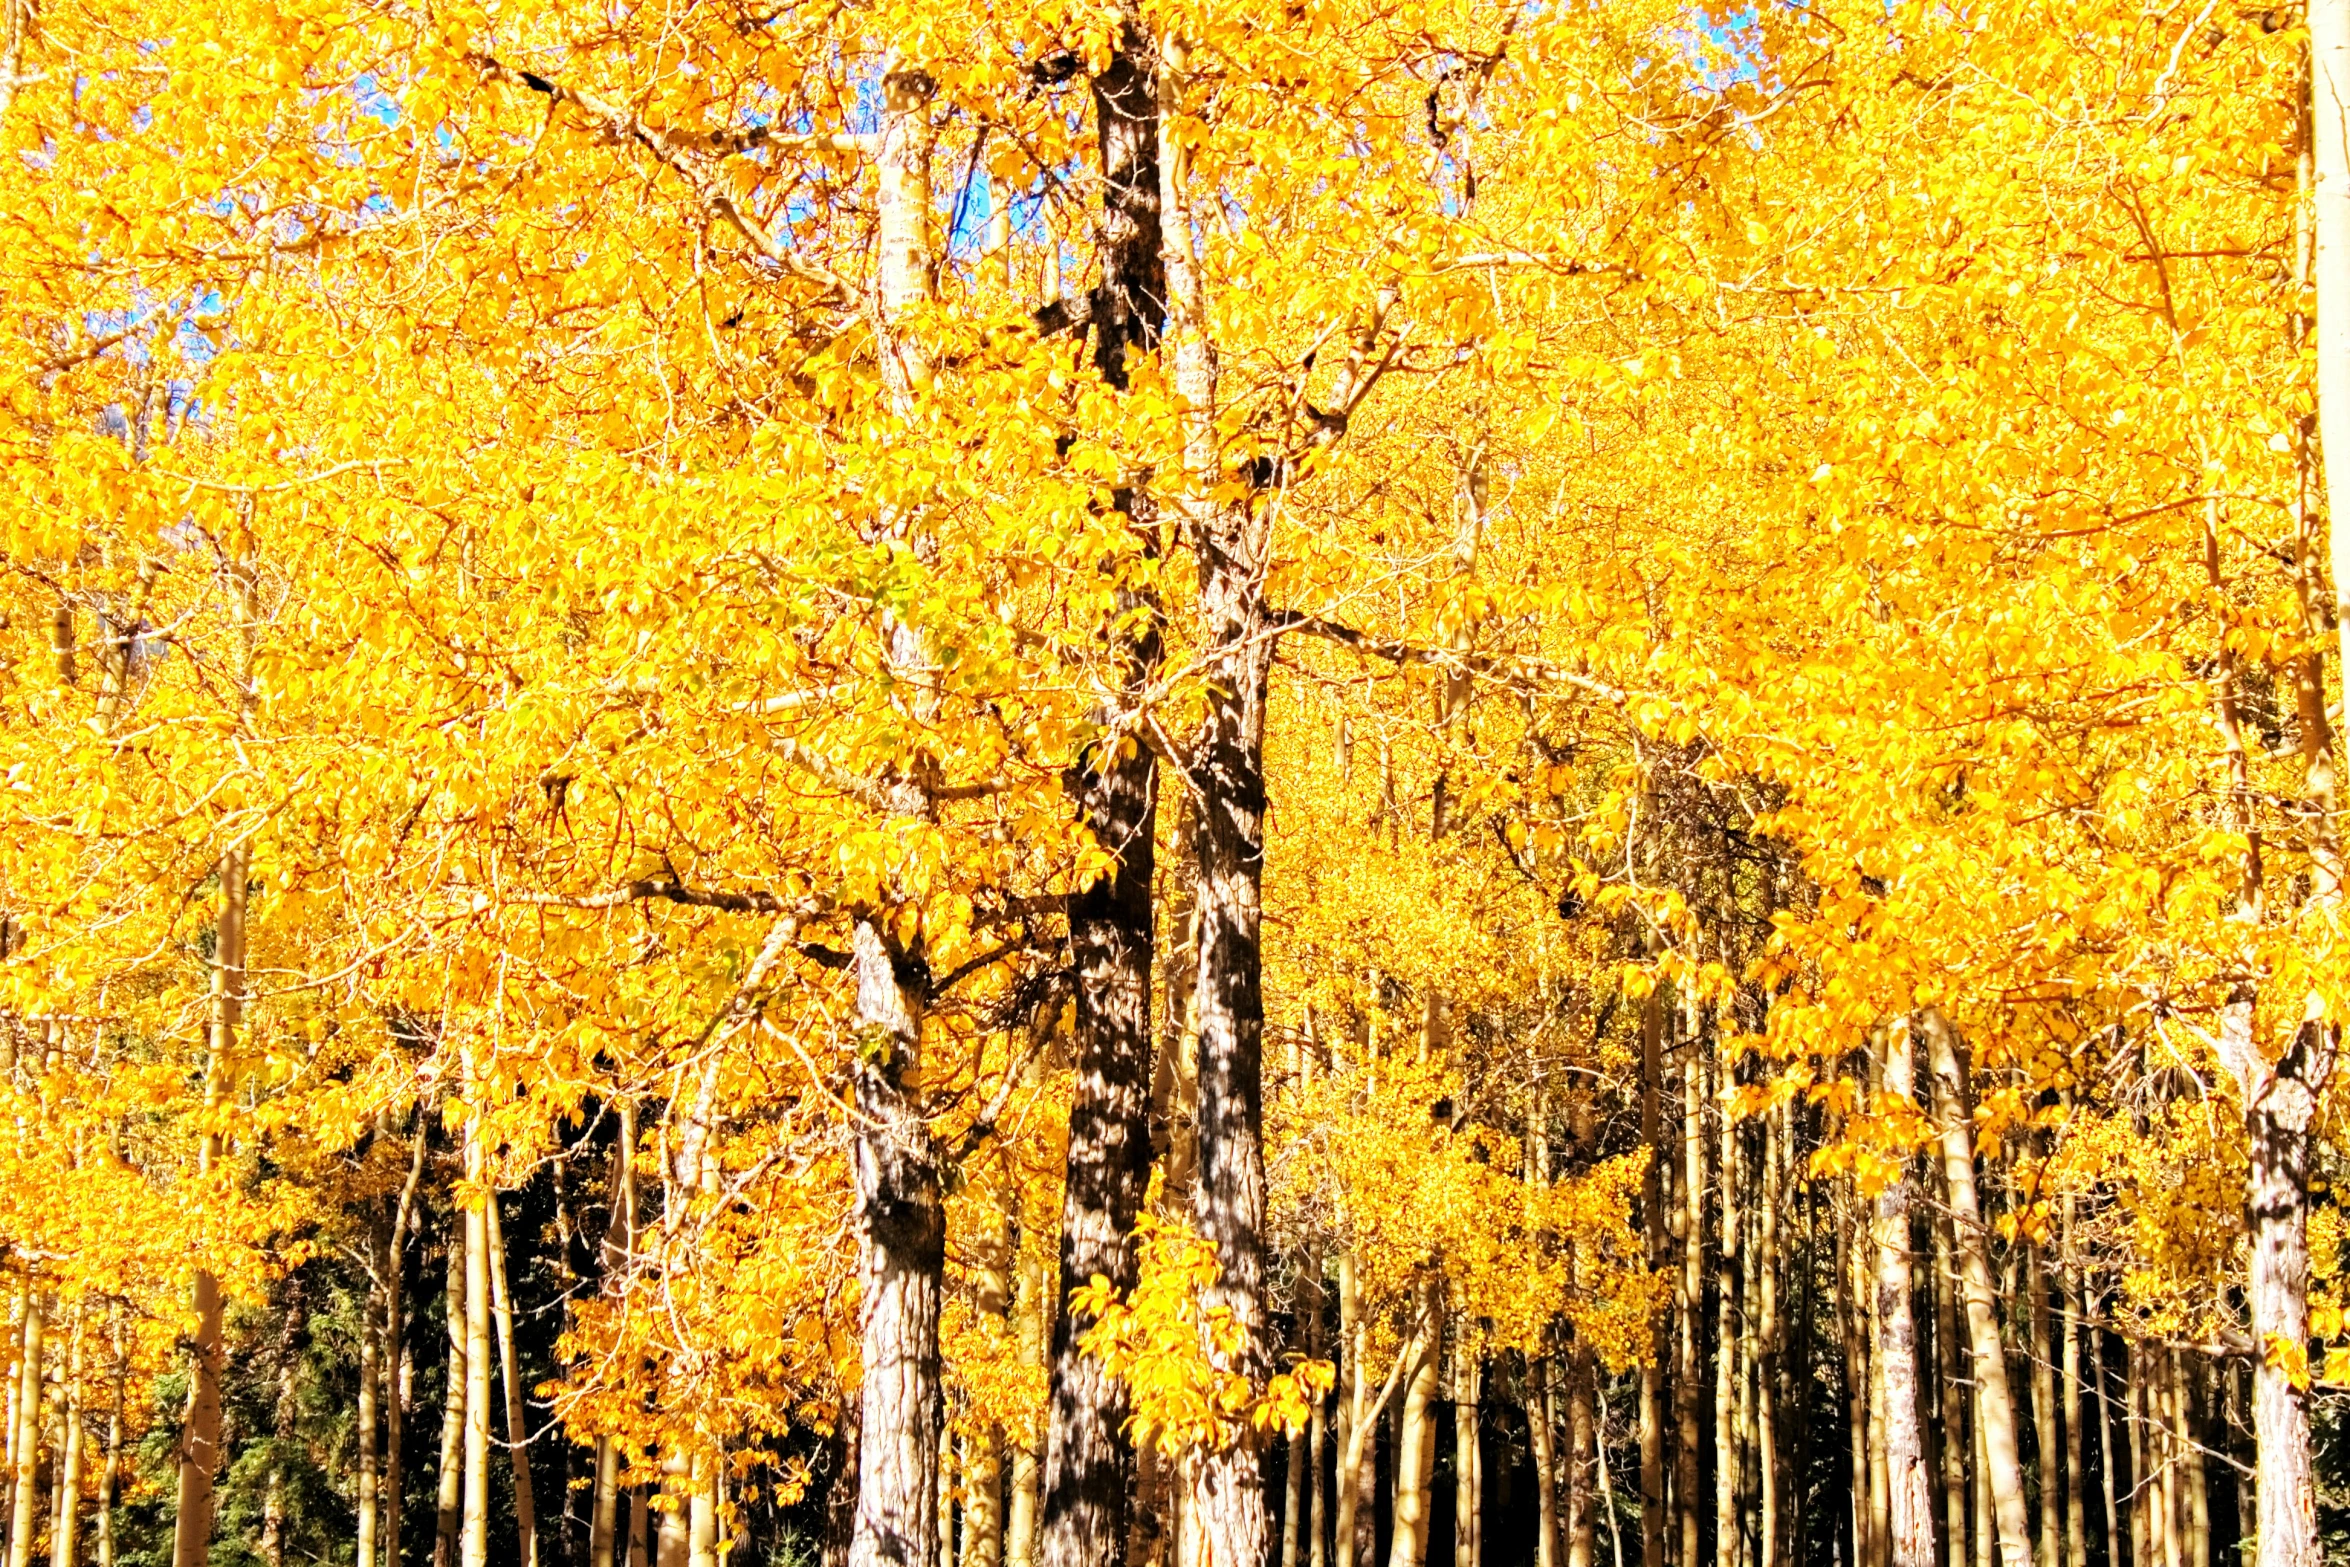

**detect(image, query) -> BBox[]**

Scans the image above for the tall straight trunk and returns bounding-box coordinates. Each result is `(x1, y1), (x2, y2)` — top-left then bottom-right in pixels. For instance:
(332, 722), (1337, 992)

(2127, 1347), (2153, 1567)
(2179, 1355), (2208, 1567)
(1756, 1109), (1781, 1567)
(849, 896), (946, 1567)
(1839, 1197), (1872, 1567)
(1528, 1359), (1561, 1567)
(849, 59), (948, 1567)
(1716, 1059), (1741, 1567)
(1675, 1035), (1704, 1567)
(2212, 989), (2324, 1567)
(1161, 40), (1272, 1567)
(1280, 1393), (1306, 1567)
(1568, 1346), (1597, 1567)
(2090, 1314), (2118, 1567)
(95, 1311), (121, 1567)
(1921, 1011), (2030, 1567)
(968, 1204), (1012, 1567)
(1970, 1396), (1993, 1567)
(173, 839), (244, 1567)
(436, 1223), (468, 1567)
(1450, 1347), (1476, 1567)
(1008, 1230), (1045, 1567)
(2026, 1247), (2058, 1567)
(1637, 969), (1666, 1567)
(463, 1126), (494, 1567)
(47, 1307), (80, 1567)
(359, 1265), (382, 1567)
(2057, 1207), (2085, 1567)
(486, 1192), (540, 1567)
(1334, 1257), (1369, 1567)
(6, 1291), (38, 1567)
(1385, 1285), (1440, 1567)
(689, 1450), (718, 1567)
(593, 1101), (639, 1567)
(1042, 20), (1162, 1567)
(386, 1111), (426, 1567)
(1932, 1216), (1967, 1567)
(1873, 1026), (1934, 1567)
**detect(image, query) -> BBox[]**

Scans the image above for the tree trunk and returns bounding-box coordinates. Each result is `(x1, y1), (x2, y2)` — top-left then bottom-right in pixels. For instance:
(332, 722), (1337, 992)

(1450, 1346), (1476, 1567)
(849, 58), (950, 1567)
(2213, 989), (2324, 1567)
(2058, 1207), (2085, 1567)
(360, 1265), (382, 1567)
(386, 1112), (426, 1567)
(1873, 1026), (1934, 1567)
(45, 1306), (79, 1567)
(1839, 1196), (1871, 1567)
(1756, 1109), (1780, 1567)
(1637, 974), (1666, 1567)
(2090, 1313), (2118, 1567)
(1921, 1011), (2031, 1567)
(591, 1102), (637, 1567)
(968, 1205), (1011, 1567)
(463, 1125), (494, 1567)
(1528, 1359), (1561, 1567)
(848, 904), (946, 1567)
(7, 1292), (39, 1567)
(436, 1219), (468, 1567)
(1568, 1345), (1597, 1567)
(1008, 1230), (1045, 1567)
(2027, 1247), (2058, 1567)
(1717, 1059), (1742, 1567)
(1385, 1285), (1440, 1567)
(1162, 31), (1273, 1563)
(2179, 1355), (2207, 1567)
(173, 839), (243, 1567)
(95, 1310), (121, 1567)
(1675, 1033), (1704, 1567)
(486, 1191), (540, 1567)
(1933, 1213), (1967, 1567)
(1043, 19), (1163, 1567)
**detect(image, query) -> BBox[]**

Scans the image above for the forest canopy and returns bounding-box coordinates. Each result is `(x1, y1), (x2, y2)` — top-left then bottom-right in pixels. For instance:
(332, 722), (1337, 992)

(1, 0), (2345, 1565)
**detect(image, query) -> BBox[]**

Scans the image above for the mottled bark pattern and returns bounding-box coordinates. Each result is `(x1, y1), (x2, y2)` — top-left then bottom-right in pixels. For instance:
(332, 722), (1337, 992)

(1041, 16), (1163, 1567)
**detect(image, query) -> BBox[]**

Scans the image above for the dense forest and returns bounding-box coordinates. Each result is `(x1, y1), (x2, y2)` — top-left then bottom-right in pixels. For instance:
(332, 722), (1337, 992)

(2, 0), (2346, 1565)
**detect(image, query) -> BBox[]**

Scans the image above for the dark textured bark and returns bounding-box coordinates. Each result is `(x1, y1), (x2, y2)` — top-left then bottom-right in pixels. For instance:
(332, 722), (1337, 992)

(1182, 567), (1273, 1567)
(1636, 978), (1665, 1567)
(849, 918), (945, 1567)
(2216, 993), (2325, 1567)
(1160, 31), (1271, 1562)
(1040, 19), (1163, 1567)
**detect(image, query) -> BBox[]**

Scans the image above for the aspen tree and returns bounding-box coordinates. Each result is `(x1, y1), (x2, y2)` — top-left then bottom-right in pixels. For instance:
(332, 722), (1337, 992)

(1042, 19), (1165, 1565)
(1922, 1013), (2029, 1567)
(2024, 1249), (2057, 1567)
(1450, 1342), (1476, 1567)
(7, 1291), (38, 1567)
(1931, 1217), (1966, 1567)
(1871, 1025), (1933, 1567)
(172, 843), (241, 1567)
(463, 1120), (493, 1567)
(359, 1268), (381, 1567)
(590, 1101), (637, 1567)
(486, 1193), (540, 1567)
(1385, 1281), (1440, 1567)
(847, 56), (948, 1567)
